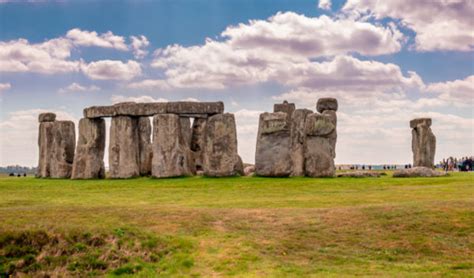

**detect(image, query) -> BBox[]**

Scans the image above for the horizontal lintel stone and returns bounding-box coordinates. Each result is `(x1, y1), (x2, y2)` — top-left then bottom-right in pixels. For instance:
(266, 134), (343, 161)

(83, 101), (224, 118)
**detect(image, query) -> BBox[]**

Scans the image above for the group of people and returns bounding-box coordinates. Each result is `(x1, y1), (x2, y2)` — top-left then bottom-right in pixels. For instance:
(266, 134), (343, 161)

(439, 156), (473, 171)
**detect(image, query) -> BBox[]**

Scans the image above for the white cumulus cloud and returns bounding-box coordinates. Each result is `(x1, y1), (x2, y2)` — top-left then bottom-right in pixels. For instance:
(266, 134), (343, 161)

(81, 60), (142, 80)
(58, 82), (100, 93)
(66, 28), (128, 51)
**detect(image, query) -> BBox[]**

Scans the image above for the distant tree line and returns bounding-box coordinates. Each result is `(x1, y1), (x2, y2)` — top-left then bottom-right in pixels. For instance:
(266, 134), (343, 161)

(0, 165), (37, 174)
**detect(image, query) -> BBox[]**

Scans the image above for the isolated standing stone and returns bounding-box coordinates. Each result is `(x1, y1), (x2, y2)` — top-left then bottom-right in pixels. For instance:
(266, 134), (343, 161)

(190, 118), (207, 171)
(50, 121), (76, 178)
(202, 113), (241, 176)
(138, 117), (152, 176)
(72, 118), (106, 179)
(152, 114), (192, 178)
(109, 116), (140, 178)
(255, 112), (292, 176)
(411, 118), (436, 168)
(290, 109), (312, 176)
(304, 98), (338, 177)
(37, 121), (55, 178)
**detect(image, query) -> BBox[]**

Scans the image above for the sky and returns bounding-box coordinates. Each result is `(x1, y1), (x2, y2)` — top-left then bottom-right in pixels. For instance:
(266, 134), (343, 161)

(0, 0), (473, 167)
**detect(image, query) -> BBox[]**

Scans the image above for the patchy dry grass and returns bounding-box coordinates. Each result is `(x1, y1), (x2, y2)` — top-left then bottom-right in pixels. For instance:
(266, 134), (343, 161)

(0, 173), (473, 276)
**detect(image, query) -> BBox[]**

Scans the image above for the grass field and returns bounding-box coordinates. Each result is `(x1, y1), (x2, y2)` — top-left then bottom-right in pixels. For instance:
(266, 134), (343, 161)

(0, 173), (473, 277)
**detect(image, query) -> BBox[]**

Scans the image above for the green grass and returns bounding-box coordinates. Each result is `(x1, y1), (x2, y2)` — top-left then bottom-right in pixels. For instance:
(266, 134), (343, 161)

(0, 173), (473, 277)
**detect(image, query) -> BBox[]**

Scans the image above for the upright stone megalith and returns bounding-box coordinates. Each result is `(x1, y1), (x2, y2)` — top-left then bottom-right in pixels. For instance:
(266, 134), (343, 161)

(274, 100), (295, 122)
(410, 118), (436, 168)
(37, 113), (76, 178)
(255, 112), (292, 176)
(304, 98), (338, 177)
(50, 121), (75, 178)
(109, 116), (140, 178)
(203, 113), (242, 177)
(37, 113), (55, 178)
(152, 114), (193, 178)
(138, 117), (152, 176)
(290, 109), (312, 176)
(72, 118), (106, 179)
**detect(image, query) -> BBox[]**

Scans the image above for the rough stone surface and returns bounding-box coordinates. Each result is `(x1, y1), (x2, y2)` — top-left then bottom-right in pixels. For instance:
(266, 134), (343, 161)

(84, 101), (224, 118)
(190, 118), (207, 171)
(152, 114), (193, 178)
(109, 116), (140, 178)
(290, 109), (312, 176)
(304, 110), (337, 177)
(180, 117), (192, 148)
(255, 112), (292, 177)
(316, 98), (338, 113)
(411, 118), (436, 168)
(393, 167), (447, 177)
(274, 101), (296, 122)
(138, 117), (152, 176)
(72, 118), (106, 179)
(38, 113), (56, 122)
(410, 118), (431, 129)
(234, 155), (244, 176)
(336, 171), (383, 178)
(37, 122), (54, 177)
(49, 121), (75, 178)
(202, 113), (241, 177)
(244, 165), (255, 176)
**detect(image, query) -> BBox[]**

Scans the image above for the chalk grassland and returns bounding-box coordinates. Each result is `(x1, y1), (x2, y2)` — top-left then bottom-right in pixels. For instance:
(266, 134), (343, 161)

(0, 173), (472, 277)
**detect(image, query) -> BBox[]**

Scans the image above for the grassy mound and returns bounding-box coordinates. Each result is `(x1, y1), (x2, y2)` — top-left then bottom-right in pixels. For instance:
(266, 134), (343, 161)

(0, 228), (194, 277)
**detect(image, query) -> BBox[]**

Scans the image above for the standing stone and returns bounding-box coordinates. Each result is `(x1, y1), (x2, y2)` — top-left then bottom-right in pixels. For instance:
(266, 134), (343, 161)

(152, 114), (192, 178)
(290, 109), (312, 176)
(72, 118), (106, 179)
(274, 100), (296, 123)
(138, 117), (152, 176)
(190, 118), (207, 171)
(410, 118), (436, 168)
(180, 117), (192, 148)
(304, 98), (338, 177)
(38, 112), (56, 122)
(202, 113), (241, 177)
(109, 116), (140, 178)
(37, 121), (55, 178)
(50, 121), (76, 178)
(255, 112), (292, 176)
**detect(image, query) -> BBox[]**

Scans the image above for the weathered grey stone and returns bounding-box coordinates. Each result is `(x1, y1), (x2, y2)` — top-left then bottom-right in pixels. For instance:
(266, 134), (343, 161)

(190, 118), (207, 171)
(304, 110), (337, 177)
(84, 101), (224, 118)
(167, 101), (224, 115)
(411, 118), (436, 168)
(323, 110), (337, 159)
(109, 116), (140, 178)
(290, 109), (312, 176)
(152, 114), (193, 178)
(50, 121), (75, 178)
(316, 98), (338, 113)
(274, 101), (296, 122)
(244, 165), (255, 176)
(336, 171), (383, 178)
(38, 113), (56, 122)
(37, 122), (54, 177)
(202, 113), (241, 177)
(72, 118), (106, 179)
(234, 155), (244, 176)
(138, 117), (152, 176)
(393, 167), (447, 177)
(180, 117), (192, 148)
(255, 112), (292, 177)
(410, 118), (431, 129)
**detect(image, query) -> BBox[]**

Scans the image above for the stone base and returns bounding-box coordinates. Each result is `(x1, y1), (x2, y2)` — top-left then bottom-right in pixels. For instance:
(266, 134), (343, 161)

(393, 167), (447, 177)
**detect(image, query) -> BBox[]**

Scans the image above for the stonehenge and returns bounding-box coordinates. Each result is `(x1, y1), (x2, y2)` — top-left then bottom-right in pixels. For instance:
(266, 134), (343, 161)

(255, 98), (338, 177)
(37, 113), (75, 178)
(39, 101), (242, 179)
(37, 100), (442, 180)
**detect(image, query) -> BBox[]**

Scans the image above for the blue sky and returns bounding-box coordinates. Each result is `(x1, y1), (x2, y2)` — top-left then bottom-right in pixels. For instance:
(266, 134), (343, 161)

(0, 0), (473, 166)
